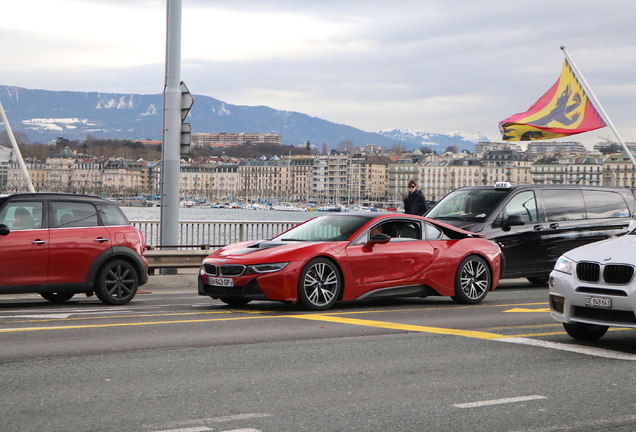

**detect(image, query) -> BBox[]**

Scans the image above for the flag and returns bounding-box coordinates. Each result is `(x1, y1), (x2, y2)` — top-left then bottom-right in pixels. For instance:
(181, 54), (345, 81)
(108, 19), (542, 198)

(499, 59), (606, 141)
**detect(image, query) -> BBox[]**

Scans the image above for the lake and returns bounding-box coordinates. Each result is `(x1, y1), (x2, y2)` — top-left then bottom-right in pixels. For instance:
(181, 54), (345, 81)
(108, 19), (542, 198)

(121, 206), (319, 223)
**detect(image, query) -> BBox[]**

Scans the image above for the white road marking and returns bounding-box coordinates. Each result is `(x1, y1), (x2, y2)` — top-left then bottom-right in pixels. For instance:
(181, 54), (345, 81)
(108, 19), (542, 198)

(497, 337), (636, 360)
(453, 395), (546, 408)
(145, 413), (271, 431)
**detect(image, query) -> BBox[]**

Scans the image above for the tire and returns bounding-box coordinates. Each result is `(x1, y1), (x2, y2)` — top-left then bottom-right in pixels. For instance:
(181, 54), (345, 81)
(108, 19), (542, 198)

(219, 297), (252, 307)
(297, 258), (342, 311)
(563, 322), (609, 341)
(94, 260), (139, 305)
(40, 292), (75, 303)
(452, 255), (492, 304)
(527, 276), (549, 285)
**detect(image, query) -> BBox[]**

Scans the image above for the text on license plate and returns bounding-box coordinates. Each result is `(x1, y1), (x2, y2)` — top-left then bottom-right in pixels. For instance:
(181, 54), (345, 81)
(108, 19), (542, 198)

(209, 277), (234, 287)
(585, 296), (611, 308)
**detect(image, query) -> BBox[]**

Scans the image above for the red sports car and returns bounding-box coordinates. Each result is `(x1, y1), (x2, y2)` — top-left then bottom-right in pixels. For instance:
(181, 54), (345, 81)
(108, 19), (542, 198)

(198, 213), (501, 310)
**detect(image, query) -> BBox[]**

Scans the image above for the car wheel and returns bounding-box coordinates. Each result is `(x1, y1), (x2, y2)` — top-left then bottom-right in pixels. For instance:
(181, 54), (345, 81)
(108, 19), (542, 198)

(452, 255), (491, 304)
(527, 276), (549, 285)
(298, 258), (341, 311)
(219, 297), (252, 307)
(563, 322), (609, 341)
(94, 260), (138, 305)
(40, 292), (75, 303)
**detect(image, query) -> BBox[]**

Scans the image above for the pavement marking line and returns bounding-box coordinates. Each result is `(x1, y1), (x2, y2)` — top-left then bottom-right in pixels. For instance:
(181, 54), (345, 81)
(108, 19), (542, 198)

(0, 315), (284, 333)
(453, 395), (546, 408)
(149, 428), (213, 432)
(496, 337), (636, 360)
(504, 308), (551, 313)
(291, 314), (505, 340)
(2, 310), (241, 324)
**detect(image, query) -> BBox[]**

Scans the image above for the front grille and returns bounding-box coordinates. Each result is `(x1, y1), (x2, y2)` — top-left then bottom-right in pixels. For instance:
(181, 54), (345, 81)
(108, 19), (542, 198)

(219, 265), (246, 277)
(577, 262), (599, 283)
(203, 264), (217, 275)
(576, 262), (635, 285)
(604, 264), (634, 285)
(573, 306), (636, 324)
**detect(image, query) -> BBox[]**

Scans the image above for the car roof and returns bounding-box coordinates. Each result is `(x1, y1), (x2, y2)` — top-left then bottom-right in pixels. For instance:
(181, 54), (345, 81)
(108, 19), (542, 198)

(0, 193), (115, 205)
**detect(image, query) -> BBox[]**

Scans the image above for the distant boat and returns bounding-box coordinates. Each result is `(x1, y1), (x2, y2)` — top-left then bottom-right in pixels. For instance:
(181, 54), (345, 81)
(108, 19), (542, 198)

(271, 202), (306, 212)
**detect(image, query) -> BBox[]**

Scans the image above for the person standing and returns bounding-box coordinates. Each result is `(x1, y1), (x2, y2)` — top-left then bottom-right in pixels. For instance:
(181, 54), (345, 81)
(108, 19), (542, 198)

(404, 180), (428, 216)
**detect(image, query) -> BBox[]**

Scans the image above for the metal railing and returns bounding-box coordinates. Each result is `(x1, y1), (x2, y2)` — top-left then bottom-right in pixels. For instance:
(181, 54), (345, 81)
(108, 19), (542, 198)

(131, 219), (299, 249)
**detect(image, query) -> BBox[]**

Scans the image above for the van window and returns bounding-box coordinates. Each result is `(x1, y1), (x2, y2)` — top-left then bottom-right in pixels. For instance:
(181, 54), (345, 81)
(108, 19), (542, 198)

(505, 191), (538, 222)
(492, 191), (537, 227)
(542, 189), (585, 221)
(426, 189), (507, 220)
(582, 190), (631, 218)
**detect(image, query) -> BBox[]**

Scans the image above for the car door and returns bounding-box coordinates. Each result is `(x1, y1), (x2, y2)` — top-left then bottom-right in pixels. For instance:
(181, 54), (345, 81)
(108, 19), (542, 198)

(346, 220), (435, 285)
(489, 190), (542, 278)
(0, 201), (49, 287)
(536, 189), (591, 273)
(47, 200), (112, 285)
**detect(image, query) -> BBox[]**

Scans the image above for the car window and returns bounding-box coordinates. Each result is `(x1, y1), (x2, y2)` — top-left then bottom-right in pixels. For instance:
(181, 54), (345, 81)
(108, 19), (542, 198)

(0, 201), (43, 230)
(381, 221), (421, 241)
(506, 191), (538, 222)
(423, 222), (448, 240)
(542, 189), (585, 221)
(51, 201), (99, 228)
(583, 190), (631, 218)
(97, 204), (130, 226)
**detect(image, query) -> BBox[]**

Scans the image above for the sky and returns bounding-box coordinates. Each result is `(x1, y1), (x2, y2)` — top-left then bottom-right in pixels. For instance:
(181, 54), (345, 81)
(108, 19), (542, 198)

(1, 0), (635, 148)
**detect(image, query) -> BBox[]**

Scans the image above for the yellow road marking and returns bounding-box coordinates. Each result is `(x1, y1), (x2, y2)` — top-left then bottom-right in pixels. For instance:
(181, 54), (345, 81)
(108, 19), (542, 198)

(503, 308), (551, 313)
(291, 314), (504, 340)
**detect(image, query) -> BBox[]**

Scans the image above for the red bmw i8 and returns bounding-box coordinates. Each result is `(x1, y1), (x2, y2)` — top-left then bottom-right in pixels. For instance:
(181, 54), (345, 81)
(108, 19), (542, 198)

(198, 213), (501, 310)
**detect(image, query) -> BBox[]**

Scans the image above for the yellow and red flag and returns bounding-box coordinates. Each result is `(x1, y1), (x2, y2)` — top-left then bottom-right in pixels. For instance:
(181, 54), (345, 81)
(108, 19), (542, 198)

(499, 59), (606, 141)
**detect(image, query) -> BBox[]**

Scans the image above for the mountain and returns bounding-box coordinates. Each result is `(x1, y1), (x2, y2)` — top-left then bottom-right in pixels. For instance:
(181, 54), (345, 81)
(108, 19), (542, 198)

(0, 85), (488, 152)
(377, 128), (490, 152)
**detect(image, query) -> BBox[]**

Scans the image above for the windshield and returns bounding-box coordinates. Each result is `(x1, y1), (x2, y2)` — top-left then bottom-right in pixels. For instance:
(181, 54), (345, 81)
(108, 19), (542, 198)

(426, 188), (508, 220)
(277, 215), (373, 241)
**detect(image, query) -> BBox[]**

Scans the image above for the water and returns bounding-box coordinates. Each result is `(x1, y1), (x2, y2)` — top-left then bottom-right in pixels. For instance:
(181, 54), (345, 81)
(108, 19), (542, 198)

(121, 206), (318, 223)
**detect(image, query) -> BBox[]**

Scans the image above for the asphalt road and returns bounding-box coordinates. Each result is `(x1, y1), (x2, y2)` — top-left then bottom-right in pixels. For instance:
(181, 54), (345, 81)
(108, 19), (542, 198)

(2, 276), (636, 432)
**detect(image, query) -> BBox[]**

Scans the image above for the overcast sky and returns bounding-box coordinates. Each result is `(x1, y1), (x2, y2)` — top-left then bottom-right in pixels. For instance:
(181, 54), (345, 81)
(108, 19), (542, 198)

(1, 0), (634, 147)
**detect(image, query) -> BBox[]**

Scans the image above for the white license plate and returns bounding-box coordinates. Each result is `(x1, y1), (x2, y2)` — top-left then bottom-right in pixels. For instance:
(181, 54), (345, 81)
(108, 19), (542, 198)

(209, 277), (234, 287)
(585, 296), (611, 308)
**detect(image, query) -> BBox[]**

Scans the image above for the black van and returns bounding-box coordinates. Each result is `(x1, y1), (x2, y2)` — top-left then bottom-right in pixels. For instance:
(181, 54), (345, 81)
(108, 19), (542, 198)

(426, 182), (635, 284)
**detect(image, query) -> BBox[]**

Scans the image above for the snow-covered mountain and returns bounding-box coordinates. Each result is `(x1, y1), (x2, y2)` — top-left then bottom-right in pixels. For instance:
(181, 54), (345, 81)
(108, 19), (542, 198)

(378, 128), (490, 152)
(0, 85), (491, 152)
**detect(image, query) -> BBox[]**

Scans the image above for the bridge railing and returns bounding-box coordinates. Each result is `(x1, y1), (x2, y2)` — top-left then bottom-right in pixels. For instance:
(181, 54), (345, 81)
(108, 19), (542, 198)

(131, 219), (300, 249)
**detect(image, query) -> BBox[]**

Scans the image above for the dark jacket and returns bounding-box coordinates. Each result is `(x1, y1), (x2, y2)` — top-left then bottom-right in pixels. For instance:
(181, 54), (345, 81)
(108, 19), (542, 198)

(404, 189), (428, 216)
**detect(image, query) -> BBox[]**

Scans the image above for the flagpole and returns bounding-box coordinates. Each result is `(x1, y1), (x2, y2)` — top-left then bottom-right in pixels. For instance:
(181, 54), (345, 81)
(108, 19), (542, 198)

(561, 45), (636, 170)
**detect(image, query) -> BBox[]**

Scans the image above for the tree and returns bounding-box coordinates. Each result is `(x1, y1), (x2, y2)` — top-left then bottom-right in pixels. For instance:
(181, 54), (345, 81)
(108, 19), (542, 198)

(337, 140), (354, 152)
(444, 145), (458, 154)
(321, 142), (328, 155)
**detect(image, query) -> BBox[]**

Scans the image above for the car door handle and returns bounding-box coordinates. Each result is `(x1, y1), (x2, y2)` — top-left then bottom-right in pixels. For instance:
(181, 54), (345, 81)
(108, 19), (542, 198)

(32, 240), (47, 245)
(93, 238), (109, 243)
(549, 223), (559, 229)
(533, 225), (543, 231)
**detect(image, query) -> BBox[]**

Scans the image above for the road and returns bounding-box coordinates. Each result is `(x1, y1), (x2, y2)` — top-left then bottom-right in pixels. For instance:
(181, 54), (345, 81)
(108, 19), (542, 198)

(2, 276), (636, 432)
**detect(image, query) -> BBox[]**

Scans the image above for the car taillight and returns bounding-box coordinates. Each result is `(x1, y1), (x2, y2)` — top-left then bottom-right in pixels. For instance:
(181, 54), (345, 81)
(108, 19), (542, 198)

(137, 230), (146, 253)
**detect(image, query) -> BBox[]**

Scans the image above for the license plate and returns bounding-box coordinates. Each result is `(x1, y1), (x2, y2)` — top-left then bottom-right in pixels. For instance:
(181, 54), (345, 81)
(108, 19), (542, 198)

(585, 296), (611, 308)
(208, 277), (234, 287)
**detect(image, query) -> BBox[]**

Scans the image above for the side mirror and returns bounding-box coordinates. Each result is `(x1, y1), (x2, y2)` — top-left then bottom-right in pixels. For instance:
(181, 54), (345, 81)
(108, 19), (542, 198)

(362, 233), (391, 251)
(502, 215), (525, 232)
(0, 224), (9, 236)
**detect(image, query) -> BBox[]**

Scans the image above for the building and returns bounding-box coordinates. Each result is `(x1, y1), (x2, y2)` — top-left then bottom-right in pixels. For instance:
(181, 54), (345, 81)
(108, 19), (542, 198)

(192, 133), (282, 148)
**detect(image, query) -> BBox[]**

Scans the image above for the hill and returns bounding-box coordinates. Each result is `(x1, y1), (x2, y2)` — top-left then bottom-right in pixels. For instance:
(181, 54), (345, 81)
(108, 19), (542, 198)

(0, 85), (489, 152)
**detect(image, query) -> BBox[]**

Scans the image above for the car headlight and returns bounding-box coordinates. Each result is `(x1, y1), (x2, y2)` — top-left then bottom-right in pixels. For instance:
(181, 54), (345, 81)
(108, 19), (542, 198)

(245, 262), (289, 274)
(554, 256), (574, 275)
